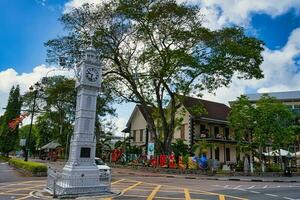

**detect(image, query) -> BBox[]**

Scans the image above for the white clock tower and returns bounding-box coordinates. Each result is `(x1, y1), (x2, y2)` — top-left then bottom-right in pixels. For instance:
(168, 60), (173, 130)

(48, 46), (111, 196)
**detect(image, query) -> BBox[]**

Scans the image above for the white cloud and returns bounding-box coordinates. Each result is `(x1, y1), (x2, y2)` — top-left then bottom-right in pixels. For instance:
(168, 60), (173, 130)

(64, 0), (108, 12)
(64, 0), (300, 29)
(199, 0), (300, 27)
(114, 117), (127, 137)
(202, 27), (300, 104)
(0, 65), (73, 115)
(62, 0), (300, 107)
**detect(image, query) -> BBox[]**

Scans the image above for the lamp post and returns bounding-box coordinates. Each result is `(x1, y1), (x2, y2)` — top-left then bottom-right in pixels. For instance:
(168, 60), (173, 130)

(24, 82), (42, 162)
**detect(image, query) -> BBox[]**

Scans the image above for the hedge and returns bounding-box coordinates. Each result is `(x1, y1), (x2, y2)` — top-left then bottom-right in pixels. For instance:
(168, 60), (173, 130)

(8, 158), (47, 174)
(0, 156), (11, 162)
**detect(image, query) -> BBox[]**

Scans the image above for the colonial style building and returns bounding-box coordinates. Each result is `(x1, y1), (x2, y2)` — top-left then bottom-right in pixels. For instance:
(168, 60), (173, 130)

(123, 96), (238, 164)
(244, 91), (300, 114)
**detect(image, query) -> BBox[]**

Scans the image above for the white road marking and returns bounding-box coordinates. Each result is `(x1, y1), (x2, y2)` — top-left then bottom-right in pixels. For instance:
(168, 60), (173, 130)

(250, 191), (260, 194)
(265, 193), (278, 197)
(233, 185), (242, 189)
(224, 185), (229, 188)
(263, 185), (268, 189)
(277, 185), (281, 188)
(283, 197), (296, 200)
(247, 185), (255, 189)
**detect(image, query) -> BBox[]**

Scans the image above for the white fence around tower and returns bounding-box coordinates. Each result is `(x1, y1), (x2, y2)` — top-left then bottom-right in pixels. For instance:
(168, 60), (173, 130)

(46, 167), (111, 197)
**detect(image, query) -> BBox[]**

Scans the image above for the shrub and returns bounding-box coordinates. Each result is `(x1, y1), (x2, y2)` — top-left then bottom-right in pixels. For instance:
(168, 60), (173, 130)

(266, 164), (282, 172)
(0, 156), (11, 162)
(8, 158), (47, 174)
(235, 160), (244, 172)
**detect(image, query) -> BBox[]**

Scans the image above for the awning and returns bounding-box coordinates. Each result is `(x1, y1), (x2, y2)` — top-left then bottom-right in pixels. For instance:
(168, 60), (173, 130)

(263, 149), (291, 157)
(122, 127), (130, 133)
(40, 141), (61, 150)
(292, 151), (300, 157)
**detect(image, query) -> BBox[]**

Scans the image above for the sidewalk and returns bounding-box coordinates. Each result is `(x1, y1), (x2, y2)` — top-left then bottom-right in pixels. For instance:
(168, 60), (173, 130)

(25, 158), (300, 183)
(112, 167), (300, 183)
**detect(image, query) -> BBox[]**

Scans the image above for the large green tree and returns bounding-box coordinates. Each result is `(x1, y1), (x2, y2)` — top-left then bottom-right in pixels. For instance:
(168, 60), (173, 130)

(0, 85), (22, 156)
(45, 0), (264, 154)
(22, 76), (116, 152)
(229, 95), (256, 156)
(19, 124), (38, 155)
(229, 95), (294, 172)
(255, 95), (294, 155)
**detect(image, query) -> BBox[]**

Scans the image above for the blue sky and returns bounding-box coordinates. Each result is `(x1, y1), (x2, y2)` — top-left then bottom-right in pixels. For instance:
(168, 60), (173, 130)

(0, 0), (67, 73)
(251, 10), (300, 50)
(1, 0), (300, 133)
(1, 1), (300, 73)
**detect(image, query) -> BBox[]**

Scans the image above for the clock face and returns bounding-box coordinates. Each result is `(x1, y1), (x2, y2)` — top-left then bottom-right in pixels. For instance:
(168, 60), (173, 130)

(85, 67), (99, 82)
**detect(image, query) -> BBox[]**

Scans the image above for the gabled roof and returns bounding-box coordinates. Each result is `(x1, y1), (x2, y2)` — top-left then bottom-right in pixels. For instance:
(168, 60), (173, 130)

(180, 96), (230, 122)
(125, 104), (155, 128)
(40, 140), (61, 150)
(136, 105), (155, 121)
(124, 96), (230, 129)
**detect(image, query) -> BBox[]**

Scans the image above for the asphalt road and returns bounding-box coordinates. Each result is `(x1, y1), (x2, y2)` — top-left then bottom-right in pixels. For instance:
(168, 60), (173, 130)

(0, 161), (299, 200)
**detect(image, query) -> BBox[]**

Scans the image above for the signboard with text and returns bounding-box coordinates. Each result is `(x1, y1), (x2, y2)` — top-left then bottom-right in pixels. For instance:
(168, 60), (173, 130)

(147, 143), (155, 158)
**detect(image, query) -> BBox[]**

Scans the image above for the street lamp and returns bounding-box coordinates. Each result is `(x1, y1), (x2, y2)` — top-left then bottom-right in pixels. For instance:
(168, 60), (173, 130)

(24, 82), (43, 161)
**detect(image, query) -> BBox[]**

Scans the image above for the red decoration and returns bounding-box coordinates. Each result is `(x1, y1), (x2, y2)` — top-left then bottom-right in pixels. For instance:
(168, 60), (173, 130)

(159, 155), (167, 167)
(169, 153), (176, 168)
(111, 148), (122, 162)
(8, 112), (30, 130)
(150, 156), (157, 167)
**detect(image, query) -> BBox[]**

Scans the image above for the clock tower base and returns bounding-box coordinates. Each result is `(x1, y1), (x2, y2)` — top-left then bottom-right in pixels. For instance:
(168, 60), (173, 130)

(46, 164), (111, 197)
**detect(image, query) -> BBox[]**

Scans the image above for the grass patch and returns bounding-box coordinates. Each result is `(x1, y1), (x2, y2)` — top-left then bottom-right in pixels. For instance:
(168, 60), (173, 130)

(0, 156), (11, 162)
(8, 158), (47, 174)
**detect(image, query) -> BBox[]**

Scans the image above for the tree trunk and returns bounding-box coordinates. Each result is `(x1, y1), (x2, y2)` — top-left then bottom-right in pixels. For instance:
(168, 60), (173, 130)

(259, 145), (265, 173)
(250, 151), (254, 173)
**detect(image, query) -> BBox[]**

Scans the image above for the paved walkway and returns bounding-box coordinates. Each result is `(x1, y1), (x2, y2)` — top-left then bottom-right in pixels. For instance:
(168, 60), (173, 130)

(0, 178), (249, 200)
(1, 162), (299, 200)
(23, 158), (300, 183)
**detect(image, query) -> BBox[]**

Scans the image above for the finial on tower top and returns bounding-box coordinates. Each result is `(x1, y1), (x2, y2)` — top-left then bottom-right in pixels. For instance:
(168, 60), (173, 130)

(84, 28), (97, 63)
(85, 44), (97, 63)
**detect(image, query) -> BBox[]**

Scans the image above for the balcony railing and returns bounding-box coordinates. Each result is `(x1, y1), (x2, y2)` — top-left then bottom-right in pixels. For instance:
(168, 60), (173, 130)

(197, 131), (234, 141)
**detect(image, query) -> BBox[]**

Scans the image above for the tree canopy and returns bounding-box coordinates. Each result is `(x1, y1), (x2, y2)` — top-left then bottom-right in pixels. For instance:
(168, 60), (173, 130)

(0, 85), (22, 155)
(229, 94), (294, 167)
(46, 0), (264, 154)
(22, 76), (116, 153)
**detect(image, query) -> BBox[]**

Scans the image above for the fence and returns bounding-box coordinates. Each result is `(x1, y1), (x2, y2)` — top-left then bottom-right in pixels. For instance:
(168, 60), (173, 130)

(46, 167), (111, 197)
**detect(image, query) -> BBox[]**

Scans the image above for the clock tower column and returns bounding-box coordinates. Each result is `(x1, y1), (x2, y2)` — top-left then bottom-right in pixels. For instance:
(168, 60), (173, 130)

(50, 46), (110, 196)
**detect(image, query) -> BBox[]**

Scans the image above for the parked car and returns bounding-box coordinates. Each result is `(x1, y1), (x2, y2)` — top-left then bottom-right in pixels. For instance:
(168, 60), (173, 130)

(95, 157), (111, 179)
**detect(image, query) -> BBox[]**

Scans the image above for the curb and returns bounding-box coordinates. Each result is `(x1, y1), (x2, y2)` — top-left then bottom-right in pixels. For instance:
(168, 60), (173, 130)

(116, 171), (300, 183)
(190, 176), (300, 183)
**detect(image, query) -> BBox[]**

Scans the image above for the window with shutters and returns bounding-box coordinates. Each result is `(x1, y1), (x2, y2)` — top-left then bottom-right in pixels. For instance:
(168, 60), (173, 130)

(225, 128), (230, 140)
(226, 148), (231, 161)
(214, 126), (219, 138)
(215, 147), (220, 160)
(140, 129), (144, 142)
(132, 130), (136, 142)
(180, 124), (185, 139)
